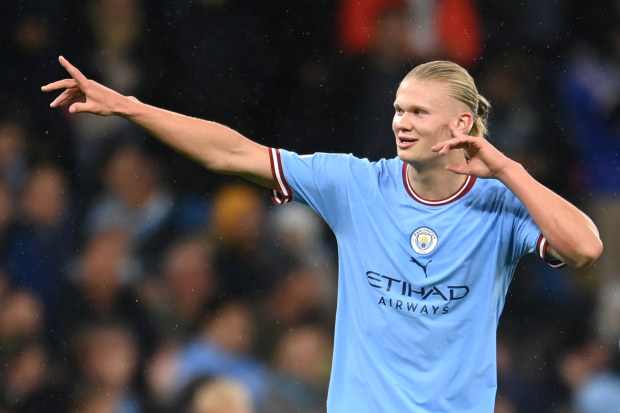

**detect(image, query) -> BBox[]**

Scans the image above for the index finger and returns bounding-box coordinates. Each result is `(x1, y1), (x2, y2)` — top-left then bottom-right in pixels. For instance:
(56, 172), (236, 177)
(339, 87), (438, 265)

(58, 56), (89, 85)
(41, 78), (78, 92)
(432, 135), (471, 154)
(448, 122), (463, 136)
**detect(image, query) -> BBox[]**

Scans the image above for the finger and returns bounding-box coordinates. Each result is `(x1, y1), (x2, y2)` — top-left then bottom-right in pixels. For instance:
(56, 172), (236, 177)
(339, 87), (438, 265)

(439, 143), (456, 155)
(69, 101), (89, 114)
(432, 142), (453, 154)
(58, 56), (89, 85)
(41, 78), (78, 92)
(432, 139), (461, 154)
(49, 88), (80, 108)
(449, 122), (468, 137)
(445, 164), (468, 175)
(448, 123), (459, 137)
(49, 91), (71, 108)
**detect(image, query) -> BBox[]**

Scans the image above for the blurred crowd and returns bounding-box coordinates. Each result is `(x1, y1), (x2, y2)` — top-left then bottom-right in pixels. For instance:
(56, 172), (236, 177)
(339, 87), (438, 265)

(1, 0), (620, 412)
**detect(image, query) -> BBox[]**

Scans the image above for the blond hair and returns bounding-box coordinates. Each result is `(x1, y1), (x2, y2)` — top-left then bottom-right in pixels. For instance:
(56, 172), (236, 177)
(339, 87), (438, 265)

(402, 61), (491, 138)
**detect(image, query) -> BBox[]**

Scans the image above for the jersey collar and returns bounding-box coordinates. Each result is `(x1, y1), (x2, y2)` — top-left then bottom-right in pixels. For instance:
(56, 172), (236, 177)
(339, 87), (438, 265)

(402, 163), (477, 206)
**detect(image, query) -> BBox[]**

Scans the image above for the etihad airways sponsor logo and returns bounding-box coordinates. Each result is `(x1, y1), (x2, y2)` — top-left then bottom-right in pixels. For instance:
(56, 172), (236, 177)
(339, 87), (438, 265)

(366, 271), (470, 300)
(366, 270), (470, 316)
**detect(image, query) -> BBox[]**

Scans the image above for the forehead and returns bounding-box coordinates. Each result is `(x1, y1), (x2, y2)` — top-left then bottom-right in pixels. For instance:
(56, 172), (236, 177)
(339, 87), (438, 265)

(394, 80), (455, 108)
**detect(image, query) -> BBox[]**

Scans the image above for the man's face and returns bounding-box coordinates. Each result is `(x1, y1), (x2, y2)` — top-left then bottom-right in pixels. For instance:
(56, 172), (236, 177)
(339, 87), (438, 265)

(392, 80), (467, 165)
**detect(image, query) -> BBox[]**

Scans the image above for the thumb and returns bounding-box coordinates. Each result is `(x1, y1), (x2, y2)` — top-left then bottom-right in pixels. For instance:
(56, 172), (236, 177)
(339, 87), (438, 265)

(69, 102), (87, 113)
(445, 164), (469, 175)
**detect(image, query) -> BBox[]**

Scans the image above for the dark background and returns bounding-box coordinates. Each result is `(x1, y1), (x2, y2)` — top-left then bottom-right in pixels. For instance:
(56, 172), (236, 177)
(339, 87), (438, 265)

(0, 1), (619, 412)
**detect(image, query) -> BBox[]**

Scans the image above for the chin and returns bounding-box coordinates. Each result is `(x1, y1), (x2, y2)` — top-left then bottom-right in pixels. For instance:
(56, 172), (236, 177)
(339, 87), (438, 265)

(396, 149), (409, 161)
(397, 150), (437, 167)
(396, 148), (417, 163)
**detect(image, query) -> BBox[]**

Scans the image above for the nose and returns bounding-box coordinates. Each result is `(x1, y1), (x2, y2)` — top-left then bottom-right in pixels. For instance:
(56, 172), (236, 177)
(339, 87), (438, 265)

(394, 112), (413, 131)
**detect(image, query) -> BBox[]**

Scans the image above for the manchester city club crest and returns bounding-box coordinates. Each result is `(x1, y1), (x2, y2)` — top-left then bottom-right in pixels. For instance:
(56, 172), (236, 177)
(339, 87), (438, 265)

(410, 227), (438, 255)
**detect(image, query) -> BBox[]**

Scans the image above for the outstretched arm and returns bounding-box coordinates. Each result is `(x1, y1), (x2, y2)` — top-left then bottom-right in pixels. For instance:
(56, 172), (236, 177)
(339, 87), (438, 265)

(432, 124), (603, 268)
(41, 56), (274, 188)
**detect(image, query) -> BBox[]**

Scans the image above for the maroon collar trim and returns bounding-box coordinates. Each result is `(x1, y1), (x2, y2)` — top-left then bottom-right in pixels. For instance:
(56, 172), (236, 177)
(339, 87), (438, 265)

(402, 163), (477, 206)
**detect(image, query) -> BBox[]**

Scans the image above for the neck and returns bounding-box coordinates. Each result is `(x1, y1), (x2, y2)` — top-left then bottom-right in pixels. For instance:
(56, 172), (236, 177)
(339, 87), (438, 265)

(406, 162), (468, 201)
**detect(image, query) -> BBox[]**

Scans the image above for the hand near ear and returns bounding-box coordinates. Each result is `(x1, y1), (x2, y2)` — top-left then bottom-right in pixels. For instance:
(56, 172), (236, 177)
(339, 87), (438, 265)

(432, 124), (511, 179)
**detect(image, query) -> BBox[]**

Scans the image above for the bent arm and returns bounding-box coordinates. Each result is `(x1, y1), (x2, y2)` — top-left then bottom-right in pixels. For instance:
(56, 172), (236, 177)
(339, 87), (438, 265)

(434, 126), (602, 269)
(496, 161), (602, 268)
(42, 56), (274, 188)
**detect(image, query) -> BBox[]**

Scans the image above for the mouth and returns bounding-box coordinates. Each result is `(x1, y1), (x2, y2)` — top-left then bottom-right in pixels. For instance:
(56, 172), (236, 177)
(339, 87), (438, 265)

(397, 136), (418, 149)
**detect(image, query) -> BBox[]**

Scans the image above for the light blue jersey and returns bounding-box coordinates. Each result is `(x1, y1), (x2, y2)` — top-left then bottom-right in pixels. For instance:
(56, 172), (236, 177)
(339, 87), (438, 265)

(269, 149), (563, 413)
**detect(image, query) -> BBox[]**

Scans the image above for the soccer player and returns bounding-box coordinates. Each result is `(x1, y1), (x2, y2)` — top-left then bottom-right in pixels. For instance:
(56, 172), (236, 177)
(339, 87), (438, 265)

(42, 56), (602, 412)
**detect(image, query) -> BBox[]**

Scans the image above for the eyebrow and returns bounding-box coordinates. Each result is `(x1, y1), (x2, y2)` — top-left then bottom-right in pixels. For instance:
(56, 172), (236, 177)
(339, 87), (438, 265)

(393, 101), (431, 112)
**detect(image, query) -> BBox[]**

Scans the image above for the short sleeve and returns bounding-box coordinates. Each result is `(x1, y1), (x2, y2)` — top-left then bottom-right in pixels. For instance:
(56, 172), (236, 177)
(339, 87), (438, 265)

(510, 191), (566, 269)
(269, 148), (357, 228)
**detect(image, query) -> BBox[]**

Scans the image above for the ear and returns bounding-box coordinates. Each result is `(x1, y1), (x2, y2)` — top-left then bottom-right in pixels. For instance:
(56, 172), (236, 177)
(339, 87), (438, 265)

(453, 111), (474, 134)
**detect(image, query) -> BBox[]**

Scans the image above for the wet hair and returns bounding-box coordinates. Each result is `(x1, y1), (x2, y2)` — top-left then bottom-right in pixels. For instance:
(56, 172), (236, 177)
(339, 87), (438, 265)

(402, 61), (491, 137)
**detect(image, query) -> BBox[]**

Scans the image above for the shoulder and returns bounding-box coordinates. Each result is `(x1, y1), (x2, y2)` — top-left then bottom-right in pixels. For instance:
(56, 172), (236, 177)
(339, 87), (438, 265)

(468, 178), (527, 215)
(278, 149), (400, 175)
(471, 178), (515, 201)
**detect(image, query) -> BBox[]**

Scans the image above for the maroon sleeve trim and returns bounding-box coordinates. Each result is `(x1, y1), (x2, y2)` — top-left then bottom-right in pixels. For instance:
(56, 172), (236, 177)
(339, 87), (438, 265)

(269, 148), (293, 205)
(536, 234), (566, 269)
